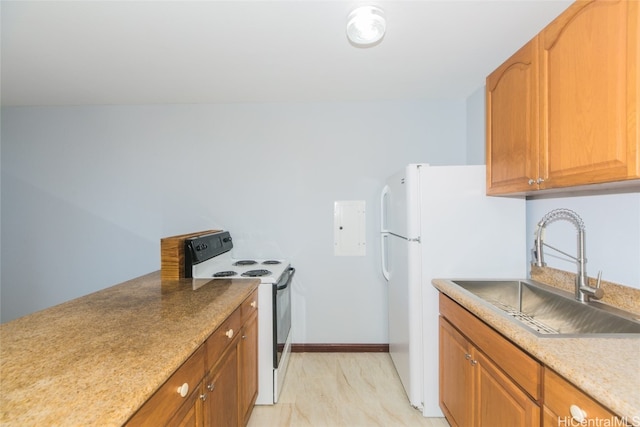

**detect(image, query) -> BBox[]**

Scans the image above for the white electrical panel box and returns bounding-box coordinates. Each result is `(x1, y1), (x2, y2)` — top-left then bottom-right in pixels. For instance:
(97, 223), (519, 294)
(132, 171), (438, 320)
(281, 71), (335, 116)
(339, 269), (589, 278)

(334, 200), (366, 256)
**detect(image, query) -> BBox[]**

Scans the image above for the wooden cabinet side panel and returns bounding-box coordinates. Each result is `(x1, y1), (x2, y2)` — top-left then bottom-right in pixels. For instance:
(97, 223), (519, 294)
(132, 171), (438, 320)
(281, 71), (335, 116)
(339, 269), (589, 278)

(475, 351), (540, 427)
(160, 229), (218, 280)
(540, 0), (638, 187)
(439, 317), (473, 427)
(486, 37), (540, 194)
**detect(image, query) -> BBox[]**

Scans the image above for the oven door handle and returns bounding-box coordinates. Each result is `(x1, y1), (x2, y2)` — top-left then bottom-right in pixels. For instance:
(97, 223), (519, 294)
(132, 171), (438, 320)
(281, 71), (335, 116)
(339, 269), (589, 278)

(276, 267), (295, 290)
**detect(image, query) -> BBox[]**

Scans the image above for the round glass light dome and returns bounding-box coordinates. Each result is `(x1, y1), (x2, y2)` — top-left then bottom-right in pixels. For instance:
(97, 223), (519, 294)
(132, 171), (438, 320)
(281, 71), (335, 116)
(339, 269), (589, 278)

(346, 6), (386, 46)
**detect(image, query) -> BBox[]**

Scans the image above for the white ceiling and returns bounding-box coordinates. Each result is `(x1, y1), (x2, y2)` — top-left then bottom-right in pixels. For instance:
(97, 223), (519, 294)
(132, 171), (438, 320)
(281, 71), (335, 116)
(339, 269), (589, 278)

(1, 0), (572, 106)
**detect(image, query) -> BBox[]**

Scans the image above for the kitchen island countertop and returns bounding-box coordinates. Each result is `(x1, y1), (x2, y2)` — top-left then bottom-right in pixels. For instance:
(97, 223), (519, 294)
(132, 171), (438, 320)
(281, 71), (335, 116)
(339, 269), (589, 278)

(0, 271), (259, 426)
(433, 278), (640, 423)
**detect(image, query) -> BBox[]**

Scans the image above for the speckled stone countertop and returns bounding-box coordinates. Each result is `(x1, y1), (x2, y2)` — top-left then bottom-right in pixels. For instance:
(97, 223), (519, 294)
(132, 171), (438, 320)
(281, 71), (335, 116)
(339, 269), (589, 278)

(432, 278), (640, 422)
(0, 271), (259, 426)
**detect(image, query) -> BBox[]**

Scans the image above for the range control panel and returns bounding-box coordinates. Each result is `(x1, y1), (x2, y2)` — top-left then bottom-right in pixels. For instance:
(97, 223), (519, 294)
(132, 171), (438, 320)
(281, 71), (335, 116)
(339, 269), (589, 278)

(184, 231), (233, 267)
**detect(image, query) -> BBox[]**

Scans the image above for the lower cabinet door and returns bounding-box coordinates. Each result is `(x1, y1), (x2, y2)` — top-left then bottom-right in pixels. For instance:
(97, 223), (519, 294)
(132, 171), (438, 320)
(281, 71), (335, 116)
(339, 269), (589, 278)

(440, 315), (541, 427)
(168, 387), (203, 427)
(439, 317), (474, 427)
(204, 345), (239, 427)
(475, 351), (540, 427)
(238, 312), (259, 426)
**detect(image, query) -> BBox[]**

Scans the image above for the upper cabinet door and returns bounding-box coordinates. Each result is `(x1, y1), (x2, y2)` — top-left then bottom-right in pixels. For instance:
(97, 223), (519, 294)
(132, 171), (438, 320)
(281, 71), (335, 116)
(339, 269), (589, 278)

(539, 0), (639, 188)
(486, 38), (540, 195)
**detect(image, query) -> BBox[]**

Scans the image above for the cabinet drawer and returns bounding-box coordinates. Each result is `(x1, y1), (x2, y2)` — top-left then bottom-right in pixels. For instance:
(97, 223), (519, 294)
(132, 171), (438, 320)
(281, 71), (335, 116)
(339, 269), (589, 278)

(206, 308), (241, 369)
(439, 294), (542, 400)
(127, 344), (205, 426)
(241, 290), (258, 324)
(544, 368), (624, 426)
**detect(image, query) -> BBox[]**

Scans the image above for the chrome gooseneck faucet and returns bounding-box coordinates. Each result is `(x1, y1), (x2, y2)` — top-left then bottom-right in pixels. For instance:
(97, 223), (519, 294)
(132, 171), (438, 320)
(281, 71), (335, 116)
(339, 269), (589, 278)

(532, 208), (603, 302)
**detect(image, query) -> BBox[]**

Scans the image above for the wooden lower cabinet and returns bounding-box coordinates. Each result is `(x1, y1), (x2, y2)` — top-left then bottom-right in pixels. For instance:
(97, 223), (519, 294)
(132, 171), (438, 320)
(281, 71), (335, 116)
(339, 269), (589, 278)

(475, 350), (540, 427)
(439, 293), (628, 427)
(126, 290), (258, 427)
(543, 368), (627, 427)
(168, 386), (202, 427)
(439, 317), (540, 427)
(204, 344), (239, 427)
(126, 345), (206, 427)
(238, 310), (259, 426)
(439, 317), (473, 427)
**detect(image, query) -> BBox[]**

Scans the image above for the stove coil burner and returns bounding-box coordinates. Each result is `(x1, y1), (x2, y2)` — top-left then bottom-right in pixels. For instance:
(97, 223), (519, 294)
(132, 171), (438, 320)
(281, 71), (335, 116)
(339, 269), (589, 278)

(241, 269), (272, 277)
(212, 271), (237, 278)
(234, 260), (257, 266)
(262, 260), (281, 265)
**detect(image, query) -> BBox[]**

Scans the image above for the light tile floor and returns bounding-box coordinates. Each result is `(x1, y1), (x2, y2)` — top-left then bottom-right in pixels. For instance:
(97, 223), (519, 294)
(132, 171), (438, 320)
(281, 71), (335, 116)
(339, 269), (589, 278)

(247, 353), (450, 427)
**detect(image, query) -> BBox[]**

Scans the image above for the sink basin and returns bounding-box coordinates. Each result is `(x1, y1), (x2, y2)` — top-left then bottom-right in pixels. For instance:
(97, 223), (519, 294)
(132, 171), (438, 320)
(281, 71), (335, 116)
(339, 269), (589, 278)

(450, 279), (640, 337)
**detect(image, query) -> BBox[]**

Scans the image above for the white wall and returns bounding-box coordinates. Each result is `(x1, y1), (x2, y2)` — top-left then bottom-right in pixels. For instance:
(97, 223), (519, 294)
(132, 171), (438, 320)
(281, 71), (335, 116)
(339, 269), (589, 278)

(466, 86), (485, 165)
(0, 100), (468, 344)
(526, 192), (640, 287)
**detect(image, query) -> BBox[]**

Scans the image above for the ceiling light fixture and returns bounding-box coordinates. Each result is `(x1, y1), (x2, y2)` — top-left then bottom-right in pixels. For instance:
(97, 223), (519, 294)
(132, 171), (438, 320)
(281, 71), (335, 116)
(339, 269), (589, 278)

(346, 6), (386, 46)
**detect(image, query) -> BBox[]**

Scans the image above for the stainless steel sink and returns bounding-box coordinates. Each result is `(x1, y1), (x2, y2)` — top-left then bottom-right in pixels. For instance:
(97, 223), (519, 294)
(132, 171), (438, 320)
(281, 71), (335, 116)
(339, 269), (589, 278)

(450, 279), (640, 337)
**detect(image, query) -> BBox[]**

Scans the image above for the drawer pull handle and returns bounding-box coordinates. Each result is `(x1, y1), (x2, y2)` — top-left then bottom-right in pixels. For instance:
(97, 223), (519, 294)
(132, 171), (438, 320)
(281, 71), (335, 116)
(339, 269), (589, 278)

(250, 301), (257, 308)
(570, 404), (587, 423)
(177, 383), (189, 398)
(225, 329), (234, 339)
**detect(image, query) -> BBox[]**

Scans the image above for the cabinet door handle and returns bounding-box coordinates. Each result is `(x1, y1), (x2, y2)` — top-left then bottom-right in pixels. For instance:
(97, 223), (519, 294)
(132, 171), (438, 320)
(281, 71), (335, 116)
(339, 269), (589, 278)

(207, 383), (215, 392)
(199, 393), (207, 402)
(570, 404), (587, 423)
(250, 300), (257, 308)
(464, 353), (472, 360)
(177, 383), (189, 398)
(528, 179), (535, 185)
(536, 177), (545, 184)
(225, 329), (234, 339)
(470, 359), (478, 366)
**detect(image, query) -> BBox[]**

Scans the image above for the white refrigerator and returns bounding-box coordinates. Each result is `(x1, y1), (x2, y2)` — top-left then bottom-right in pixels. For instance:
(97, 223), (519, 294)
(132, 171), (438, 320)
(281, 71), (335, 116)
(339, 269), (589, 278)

(380, 164), (526, 417)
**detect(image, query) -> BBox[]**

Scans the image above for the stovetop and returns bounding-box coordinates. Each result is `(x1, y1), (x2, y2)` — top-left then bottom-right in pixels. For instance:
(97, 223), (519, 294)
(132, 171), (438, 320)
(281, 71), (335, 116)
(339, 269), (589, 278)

(192, 253), (289, 284)
(185, 231), (289, 284)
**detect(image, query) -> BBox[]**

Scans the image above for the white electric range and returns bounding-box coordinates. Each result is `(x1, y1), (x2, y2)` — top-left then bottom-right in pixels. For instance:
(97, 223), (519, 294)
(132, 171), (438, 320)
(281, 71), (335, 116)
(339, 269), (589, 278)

(185, 231), (294, 405)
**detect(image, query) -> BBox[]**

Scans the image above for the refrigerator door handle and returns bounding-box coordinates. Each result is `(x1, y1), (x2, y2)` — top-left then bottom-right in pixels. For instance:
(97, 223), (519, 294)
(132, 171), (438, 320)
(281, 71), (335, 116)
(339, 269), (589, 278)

(381, 233), (390, 281)
(380, 185), (390, 233)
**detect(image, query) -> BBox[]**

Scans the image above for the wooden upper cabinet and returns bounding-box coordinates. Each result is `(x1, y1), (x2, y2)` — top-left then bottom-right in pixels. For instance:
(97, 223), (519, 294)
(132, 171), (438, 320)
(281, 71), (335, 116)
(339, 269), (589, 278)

(486, 37), (540, 194)
(540, 0), (639, 188)
(487, 0), (640, 195)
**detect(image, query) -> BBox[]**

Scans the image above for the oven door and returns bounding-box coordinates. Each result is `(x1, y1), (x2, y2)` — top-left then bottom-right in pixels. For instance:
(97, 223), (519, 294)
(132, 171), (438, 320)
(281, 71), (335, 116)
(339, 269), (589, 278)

(273, 267), (294, 369)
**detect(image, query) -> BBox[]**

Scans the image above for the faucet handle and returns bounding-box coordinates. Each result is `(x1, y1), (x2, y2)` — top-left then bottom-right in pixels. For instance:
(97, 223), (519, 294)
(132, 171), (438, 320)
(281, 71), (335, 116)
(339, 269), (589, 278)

(584, 271), (604, 300)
